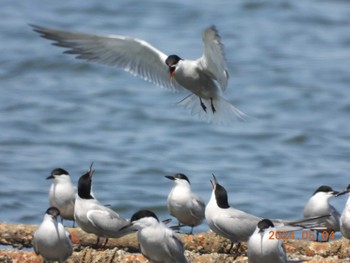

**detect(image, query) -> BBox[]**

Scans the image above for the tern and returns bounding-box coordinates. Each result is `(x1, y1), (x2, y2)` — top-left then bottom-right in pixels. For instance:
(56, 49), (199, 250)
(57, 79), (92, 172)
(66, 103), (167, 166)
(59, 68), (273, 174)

(74, 163), (132, 246)
(30, 24), (246, 124)
(247, 219), (304, 263)
(33, 207), (73, 263)
(303, 185), (340, 240)
(165, 173), (205, 234)
(125, 209), (188, 263)
(205, 174), (329, 251)
(47, 168), (76, 226)
(336, 184), (350, 239)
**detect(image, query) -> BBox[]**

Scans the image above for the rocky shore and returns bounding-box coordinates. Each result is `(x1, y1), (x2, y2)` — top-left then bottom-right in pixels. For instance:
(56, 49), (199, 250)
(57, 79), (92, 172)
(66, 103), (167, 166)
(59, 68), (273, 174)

(0, 222), (349, 262)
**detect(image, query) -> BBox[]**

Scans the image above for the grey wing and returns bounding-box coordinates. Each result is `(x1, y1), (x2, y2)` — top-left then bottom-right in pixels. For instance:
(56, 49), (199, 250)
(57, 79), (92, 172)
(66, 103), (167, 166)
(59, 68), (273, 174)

(330, 205), (341, 230)
(86, 209), (129, 237)
(32, 231), (40, 255)
(198, 25), (229, 90)
(331, 205), (341, 219)
(63, 229), (73, 258)
(273, 214), (331, 229)
(279, 240), (289, 262)
(214, 210), (260, 241)
(30, 24), (183, 91)
(189, 195), (205, 220)
(165, 230), (188, 263)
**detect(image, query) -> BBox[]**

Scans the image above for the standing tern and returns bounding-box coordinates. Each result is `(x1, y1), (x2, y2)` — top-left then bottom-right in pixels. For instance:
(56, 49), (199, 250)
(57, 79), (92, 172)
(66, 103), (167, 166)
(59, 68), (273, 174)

(336, 184), (350, 239)
(30, 24), (246, 124)
(74, 163), (132, 246)
(165, 173), (205, 234)
(247, 219), (304, 263)
(47, 168), (76, 226)
(205, 174), (262, 251)
(33, 207), (73, 263)
(124, 209), (189, 263)
(303, 185), (340, 240)
(205, 175), (329, 251)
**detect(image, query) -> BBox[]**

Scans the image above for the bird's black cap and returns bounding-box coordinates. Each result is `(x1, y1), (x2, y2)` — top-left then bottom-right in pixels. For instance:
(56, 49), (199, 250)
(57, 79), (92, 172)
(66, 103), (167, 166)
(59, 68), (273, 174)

(313, 185), (338, 195)
(258, 219), (274, 232)
(165, 55), (182, 67)
(131, 209), (159, 222)
(46, 207), (60, 217)
(47, 168), (69, 179)
(165, 173), (190, 184)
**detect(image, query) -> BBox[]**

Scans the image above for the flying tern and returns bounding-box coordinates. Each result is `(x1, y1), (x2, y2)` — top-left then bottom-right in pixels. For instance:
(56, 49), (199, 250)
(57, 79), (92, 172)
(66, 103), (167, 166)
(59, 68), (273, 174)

(30, 24), (246, 124)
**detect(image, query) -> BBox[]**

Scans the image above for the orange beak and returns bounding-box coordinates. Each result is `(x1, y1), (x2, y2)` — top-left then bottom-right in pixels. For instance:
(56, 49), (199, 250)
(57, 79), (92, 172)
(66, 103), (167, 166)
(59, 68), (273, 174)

(169, 67), (176, 81)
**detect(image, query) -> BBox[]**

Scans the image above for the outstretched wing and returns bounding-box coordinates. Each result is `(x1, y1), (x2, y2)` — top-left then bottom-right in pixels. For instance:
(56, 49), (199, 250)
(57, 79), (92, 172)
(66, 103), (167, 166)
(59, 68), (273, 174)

(198, 25), (229, 91)
(30, 24), (184, 91)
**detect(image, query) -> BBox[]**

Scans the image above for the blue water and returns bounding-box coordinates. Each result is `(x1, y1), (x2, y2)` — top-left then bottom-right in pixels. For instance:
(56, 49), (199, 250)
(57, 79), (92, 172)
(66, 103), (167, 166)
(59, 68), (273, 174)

(1, 0), (350, 237)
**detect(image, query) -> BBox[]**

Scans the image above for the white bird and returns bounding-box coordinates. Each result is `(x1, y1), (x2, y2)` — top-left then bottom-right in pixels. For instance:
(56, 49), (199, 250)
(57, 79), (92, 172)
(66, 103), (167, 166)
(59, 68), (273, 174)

(126, 209), (188, 263)
(205, 175), (329, 251)
(47, 168), (76, 225)
(74, 163), (132, 246)
(30, 24), (246, 124)
(336, 184), (350, 239)
(303, 185), (340, 240)
(247, 219), (304, 263)
(33, 207), (73, 263)
(165, 173), (205, 234)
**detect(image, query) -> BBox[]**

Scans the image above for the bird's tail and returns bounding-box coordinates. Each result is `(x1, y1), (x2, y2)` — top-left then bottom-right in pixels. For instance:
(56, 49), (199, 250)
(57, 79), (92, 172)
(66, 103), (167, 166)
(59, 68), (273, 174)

(177, 94), (248, 125)
(273, 214), (330, 230)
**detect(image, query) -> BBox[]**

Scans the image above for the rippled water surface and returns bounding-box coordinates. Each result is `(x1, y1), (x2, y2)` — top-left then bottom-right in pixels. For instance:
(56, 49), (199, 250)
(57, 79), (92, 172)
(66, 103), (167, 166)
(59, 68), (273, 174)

(1, 0), (350, 235)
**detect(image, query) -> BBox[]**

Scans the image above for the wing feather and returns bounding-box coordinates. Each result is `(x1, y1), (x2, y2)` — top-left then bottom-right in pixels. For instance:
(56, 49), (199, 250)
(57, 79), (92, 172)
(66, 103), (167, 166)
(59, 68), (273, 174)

(189, 195), (205, 220)
(213, 211), (260, 241)
(30, 24), (183, 91)
(86, 209), (129, 237)
(198, 25), (229, 91)
(165, 230), (188, 263)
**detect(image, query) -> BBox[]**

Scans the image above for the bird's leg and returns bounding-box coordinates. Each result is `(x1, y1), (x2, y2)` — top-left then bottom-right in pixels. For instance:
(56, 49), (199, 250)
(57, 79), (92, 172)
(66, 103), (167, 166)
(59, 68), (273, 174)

(188, 226), (194, 235)
(200, 98), (207, 112)
(72, 220), (75, 228)
(228, 241), (234, 253)
(95, 236), (100, 247)
(210, 97), (216, 113)
(102, 238), (109, 248)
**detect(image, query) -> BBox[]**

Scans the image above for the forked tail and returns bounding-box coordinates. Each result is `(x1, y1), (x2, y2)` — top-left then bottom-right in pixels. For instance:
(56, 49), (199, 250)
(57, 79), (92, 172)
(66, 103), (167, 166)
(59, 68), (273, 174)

(177, 94), (247, 124)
